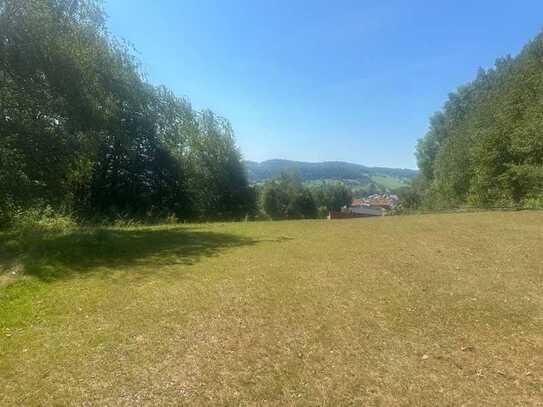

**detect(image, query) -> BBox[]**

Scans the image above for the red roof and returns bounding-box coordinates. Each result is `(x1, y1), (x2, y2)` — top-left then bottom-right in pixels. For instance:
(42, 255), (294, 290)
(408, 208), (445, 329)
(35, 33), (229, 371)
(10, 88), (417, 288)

(351, 198), (367, 207)
(352, 195), (398, 209)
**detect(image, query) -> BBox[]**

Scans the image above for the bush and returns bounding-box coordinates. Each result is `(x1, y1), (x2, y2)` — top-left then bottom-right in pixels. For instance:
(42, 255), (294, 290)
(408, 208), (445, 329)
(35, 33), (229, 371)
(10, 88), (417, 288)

(11, 205), (76, 235)
(165, 213), (179, 224)
(0, 198), (17, 229)
(317, 206), (329, 219)
(522, 196), (543, 210)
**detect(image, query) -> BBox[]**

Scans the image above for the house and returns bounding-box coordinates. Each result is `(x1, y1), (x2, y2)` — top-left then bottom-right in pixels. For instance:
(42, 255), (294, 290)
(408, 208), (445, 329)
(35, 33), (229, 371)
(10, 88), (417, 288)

(348, 194), (399, 216)
(328, 194), (399, 219)
(351, 198), (367, 207)
(351, 194), (399, 210)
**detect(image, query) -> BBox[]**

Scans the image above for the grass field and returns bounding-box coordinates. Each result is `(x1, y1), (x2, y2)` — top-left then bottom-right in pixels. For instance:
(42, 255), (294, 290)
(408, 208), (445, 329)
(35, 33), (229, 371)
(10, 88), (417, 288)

(370, 175), (407, 190)
(1, 212), (543, 405)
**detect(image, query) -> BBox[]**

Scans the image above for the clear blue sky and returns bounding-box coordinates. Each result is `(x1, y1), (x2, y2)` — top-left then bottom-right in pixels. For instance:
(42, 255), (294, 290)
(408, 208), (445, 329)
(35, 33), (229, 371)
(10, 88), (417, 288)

(104, 0), (543, 169)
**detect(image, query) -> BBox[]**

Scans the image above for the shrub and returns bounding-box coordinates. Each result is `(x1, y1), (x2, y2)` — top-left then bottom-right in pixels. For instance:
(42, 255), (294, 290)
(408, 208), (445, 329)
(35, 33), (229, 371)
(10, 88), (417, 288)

(522, 196), (543, 210)
(11, 205), (76, 235)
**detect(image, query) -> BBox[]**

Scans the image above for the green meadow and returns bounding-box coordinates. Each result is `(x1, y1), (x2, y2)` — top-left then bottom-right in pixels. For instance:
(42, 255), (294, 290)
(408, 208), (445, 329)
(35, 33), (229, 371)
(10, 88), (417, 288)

(1, 212), (543, 405)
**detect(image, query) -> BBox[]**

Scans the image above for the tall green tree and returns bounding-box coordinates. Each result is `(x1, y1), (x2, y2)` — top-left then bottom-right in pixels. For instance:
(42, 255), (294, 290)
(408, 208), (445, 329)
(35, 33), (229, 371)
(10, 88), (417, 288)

(310, 182), (352, 212)
(0, 0), (254, 225)
(262, 173), (318, 219)
(185, 110), (256, 219)
(416, 32), (543, 208)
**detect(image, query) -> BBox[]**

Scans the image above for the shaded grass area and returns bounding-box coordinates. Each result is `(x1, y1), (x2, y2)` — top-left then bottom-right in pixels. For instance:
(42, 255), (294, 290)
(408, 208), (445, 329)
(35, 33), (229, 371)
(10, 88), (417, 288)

(0, 225), (257, 282)
(1, 212), (543, 405)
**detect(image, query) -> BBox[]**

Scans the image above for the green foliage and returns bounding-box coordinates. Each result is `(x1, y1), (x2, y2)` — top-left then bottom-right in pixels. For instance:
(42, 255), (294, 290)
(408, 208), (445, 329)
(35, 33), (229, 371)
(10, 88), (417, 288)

(395, 187), (422, 211)
(262, 183), (288, 219)
(11, 205), (76, 237)
(290, 188), (318, 219)
(185, 110), (256, 220)
(309, 181), (353, 212)
(522, 196), (543, 209)
(0, 0), (254, 226)
(416, 35), (543, 208)
(262, 173), (318, 220)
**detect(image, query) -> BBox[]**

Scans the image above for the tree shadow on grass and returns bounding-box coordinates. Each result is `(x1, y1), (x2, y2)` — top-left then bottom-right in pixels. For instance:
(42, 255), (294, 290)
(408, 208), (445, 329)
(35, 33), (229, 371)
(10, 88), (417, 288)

(0, 226), (258, 283)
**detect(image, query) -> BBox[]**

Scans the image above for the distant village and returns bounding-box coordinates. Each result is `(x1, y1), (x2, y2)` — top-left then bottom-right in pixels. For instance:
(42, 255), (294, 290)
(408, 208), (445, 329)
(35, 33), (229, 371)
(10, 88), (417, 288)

(329, 194), (400, 219)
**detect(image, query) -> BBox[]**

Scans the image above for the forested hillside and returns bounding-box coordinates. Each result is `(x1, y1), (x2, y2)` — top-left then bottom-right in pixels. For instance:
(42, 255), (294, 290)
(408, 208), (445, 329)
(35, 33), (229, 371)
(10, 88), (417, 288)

(0, 0), (255, 225)
(416, 32), (543, 208)
(245, 159), (417, 184)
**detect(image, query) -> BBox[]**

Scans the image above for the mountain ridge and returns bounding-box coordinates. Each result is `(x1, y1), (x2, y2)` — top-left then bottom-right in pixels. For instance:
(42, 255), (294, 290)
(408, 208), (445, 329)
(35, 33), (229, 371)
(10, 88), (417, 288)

(244, 159), (418, 184)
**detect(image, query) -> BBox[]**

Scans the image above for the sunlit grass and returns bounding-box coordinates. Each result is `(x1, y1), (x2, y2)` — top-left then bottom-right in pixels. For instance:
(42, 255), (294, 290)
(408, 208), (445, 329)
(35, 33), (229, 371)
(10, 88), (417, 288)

(1, 212), (543, 405)
(370, 175), (407, 189)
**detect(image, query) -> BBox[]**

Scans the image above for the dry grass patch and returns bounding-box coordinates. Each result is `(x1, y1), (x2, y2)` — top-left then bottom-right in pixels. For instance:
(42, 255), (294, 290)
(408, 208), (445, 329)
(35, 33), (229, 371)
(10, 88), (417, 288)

(1, 212), (543, 405)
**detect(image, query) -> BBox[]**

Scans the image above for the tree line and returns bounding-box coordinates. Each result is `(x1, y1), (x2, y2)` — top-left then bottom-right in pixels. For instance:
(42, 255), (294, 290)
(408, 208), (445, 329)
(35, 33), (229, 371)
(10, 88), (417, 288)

(0, 0), (256, 226)
(414, 31), (543, 209)
(260, 174), (352, 220)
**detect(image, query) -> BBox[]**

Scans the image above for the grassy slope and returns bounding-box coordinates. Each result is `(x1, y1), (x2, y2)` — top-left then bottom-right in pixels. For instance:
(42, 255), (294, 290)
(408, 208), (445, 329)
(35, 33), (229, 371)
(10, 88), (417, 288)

(1, 212), (543, 405)
(370, 175), (407, 190)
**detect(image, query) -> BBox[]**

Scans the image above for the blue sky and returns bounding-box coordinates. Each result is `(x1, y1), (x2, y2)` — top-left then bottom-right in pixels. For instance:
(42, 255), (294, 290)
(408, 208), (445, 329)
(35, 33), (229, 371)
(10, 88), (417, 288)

(105, 1), (543, 169)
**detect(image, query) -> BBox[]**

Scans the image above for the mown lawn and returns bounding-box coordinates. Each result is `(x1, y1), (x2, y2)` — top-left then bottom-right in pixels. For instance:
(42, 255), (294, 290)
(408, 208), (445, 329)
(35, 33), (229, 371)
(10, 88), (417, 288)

(1, 212), (543, 405)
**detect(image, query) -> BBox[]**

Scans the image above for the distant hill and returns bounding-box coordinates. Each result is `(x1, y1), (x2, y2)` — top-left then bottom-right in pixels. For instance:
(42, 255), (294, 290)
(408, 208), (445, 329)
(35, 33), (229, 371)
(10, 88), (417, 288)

(244, 159), (417, 182)
(244, 159), (418, 193)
